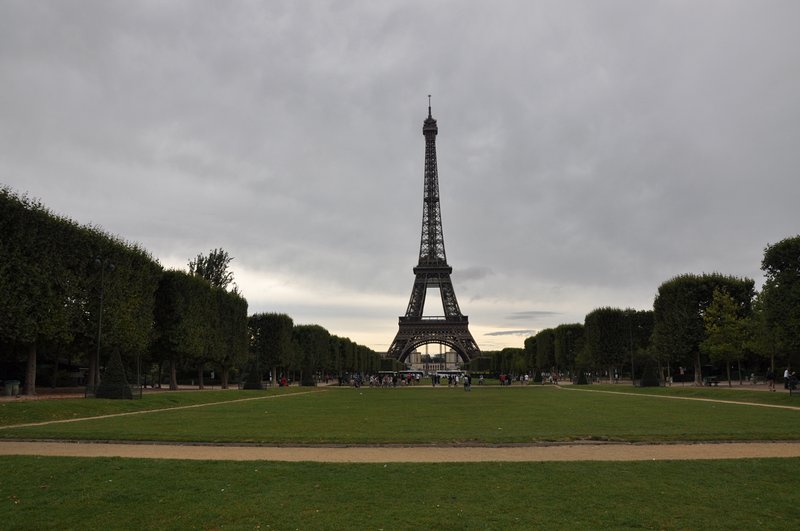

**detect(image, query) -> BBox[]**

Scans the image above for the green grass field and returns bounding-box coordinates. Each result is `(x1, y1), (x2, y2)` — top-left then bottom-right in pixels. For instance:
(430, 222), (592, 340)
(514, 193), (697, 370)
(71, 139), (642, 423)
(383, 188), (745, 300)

(2, 455), (799, 529)
(2, 385), (799, 443)
(2, 385), (799, 529)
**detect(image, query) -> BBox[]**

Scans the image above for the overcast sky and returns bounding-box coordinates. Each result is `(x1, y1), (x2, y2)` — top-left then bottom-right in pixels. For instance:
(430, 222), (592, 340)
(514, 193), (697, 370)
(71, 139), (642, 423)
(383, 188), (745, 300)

(2, 1), (799, 352)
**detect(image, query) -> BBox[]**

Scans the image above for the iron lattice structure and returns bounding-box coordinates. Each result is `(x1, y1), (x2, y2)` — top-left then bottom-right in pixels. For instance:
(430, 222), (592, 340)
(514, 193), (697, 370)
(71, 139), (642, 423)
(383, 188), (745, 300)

(387, 102), (480, 364)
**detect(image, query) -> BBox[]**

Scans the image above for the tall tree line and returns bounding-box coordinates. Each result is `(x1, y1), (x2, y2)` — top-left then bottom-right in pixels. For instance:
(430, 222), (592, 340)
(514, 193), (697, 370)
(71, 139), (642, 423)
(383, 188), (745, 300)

(248, 313), (380, 386)
(1, 187), (249, 393)
(518, 237), (800, 385)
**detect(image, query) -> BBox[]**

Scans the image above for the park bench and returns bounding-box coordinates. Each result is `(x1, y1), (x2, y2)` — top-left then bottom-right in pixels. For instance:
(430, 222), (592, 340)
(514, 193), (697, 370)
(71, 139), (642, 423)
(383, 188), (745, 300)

(703, 376), (720, 387)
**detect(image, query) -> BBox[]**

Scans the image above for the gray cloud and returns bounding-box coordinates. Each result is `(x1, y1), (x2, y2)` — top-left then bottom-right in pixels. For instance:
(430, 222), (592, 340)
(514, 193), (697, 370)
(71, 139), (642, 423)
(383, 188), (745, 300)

(506, 311), (561, 321)
(2, 1), (799, 351)
(485, 330), (535, 337)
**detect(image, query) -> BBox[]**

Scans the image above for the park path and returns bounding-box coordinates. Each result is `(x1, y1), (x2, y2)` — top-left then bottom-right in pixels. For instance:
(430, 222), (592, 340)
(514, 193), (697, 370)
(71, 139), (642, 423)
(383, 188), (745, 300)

(2, 386), (799, 462)
(1, 440), (800, 462)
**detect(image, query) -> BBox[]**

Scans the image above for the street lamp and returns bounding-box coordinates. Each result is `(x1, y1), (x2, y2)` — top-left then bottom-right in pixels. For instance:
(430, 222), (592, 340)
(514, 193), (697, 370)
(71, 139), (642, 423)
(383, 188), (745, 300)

(566, 330), (572, 382)
(628, 315), (635, 387)
(92, 257), (114, 390)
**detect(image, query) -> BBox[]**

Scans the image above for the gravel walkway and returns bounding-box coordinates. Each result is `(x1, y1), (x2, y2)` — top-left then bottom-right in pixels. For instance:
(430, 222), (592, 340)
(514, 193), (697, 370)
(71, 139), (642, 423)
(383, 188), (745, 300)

(2, 440), (799, 462)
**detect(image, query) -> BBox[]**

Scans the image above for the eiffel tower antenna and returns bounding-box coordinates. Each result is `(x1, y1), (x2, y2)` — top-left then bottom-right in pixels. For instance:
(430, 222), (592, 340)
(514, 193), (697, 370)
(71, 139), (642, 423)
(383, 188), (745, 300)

(387, 100), (481, 364)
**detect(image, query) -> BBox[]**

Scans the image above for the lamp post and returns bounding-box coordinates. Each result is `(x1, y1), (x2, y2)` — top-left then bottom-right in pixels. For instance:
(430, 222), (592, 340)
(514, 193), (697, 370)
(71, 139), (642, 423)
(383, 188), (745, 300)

(92, 257), (114, 390)
(566, 330), (572, 382)
(628, 314), (635, 387)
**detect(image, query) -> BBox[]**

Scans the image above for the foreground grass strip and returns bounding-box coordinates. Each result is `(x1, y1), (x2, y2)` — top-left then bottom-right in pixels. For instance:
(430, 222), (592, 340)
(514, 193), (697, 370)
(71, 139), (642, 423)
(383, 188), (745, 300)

(2, 456), (799, 529)
(0, 387), (318, 429)
(2, 387), (799, 444)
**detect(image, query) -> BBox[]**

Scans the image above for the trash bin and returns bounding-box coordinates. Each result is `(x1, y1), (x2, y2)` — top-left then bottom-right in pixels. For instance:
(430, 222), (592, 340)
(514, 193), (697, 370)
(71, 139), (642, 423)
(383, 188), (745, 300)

(4, 380), (20, 396)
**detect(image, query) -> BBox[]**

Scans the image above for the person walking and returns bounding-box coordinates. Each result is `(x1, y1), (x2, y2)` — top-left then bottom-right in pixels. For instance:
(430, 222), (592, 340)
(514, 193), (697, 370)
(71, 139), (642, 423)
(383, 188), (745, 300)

(766, 367), (775, 392)
(784, 367), (791, 389)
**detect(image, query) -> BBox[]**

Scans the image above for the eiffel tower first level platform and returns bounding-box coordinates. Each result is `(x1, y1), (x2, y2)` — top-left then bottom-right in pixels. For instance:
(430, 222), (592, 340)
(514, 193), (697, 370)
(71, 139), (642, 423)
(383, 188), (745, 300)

(387, 99), (480, 364)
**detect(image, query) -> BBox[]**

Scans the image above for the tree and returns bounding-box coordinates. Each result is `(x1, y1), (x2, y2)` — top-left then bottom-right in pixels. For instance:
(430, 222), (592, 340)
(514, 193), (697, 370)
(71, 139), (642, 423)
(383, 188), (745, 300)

(535, 329), (555, 371)
(760, 236), (800, 369)
(209, 288), (248, 389)
(0, 187), (161, 395)
(0, 189), (80, 394)
(151, 270), (208, 390)
(745, 292), (778, 372)
(95, 349), (132, 399)
(652, 273), (754, 385)
(553, 324), (583, 377)
(293, 324), (330, 385)
(249, 313), (293, 385)
(583, 308), (627, 379)
(523, 336), (537, 372)
(189, 248), (235, 291)
(701, 288), (748, 386)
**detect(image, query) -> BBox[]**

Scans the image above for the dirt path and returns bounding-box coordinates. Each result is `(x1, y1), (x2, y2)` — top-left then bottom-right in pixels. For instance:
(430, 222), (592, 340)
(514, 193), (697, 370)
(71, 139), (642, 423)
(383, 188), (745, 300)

(1, 440), (799, 462)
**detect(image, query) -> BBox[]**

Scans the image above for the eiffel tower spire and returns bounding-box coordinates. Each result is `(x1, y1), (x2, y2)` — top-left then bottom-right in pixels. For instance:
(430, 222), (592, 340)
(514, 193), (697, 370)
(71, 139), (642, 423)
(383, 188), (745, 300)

(387, 99), (480, 364)
(420, 95), (446, 265)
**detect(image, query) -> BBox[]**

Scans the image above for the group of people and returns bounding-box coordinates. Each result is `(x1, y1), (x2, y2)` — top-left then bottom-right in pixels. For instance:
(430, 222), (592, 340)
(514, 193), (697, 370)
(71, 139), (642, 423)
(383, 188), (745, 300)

(344, 372), (480, 390)
(369, 373), (422, 388)
(765, 367), (797, 391)
(783, 368), (797, 391)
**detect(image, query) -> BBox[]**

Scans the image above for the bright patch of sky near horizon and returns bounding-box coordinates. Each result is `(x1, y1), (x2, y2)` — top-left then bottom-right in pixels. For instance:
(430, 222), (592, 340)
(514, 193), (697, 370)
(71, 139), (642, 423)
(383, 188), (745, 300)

(2, 1), (799, 352)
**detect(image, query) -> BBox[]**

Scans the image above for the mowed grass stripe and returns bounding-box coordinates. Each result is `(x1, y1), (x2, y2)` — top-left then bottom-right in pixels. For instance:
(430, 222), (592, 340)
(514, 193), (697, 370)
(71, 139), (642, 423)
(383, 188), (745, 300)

(2, 386), (798, 444)
(558, 384), (800, 410)
(0, 388), (320, 430)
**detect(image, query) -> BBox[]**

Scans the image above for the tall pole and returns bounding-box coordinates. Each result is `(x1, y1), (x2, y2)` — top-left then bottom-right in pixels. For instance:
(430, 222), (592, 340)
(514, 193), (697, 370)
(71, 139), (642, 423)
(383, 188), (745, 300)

(94, 265), (105, 389)
(629, 315), (635, 387)
(93, 258), (114, 390)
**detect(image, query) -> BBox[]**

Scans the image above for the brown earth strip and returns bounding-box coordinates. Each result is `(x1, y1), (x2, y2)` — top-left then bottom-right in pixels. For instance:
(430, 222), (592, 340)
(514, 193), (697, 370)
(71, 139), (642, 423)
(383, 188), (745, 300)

(2, 440), (799, 462)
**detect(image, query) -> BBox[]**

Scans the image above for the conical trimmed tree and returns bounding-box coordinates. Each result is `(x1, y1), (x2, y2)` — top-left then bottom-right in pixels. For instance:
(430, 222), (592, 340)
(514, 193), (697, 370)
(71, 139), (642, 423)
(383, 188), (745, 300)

(639, 365), (662, 387)
(242, 358), (265, 389)
(96, 349), (133, 399)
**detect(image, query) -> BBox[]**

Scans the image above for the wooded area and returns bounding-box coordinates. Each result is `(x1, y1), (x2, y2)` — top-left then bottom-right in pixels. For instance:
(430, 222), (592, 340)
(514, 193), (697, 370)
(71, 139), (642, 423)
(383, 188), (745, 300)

(0, 187), (378, 395)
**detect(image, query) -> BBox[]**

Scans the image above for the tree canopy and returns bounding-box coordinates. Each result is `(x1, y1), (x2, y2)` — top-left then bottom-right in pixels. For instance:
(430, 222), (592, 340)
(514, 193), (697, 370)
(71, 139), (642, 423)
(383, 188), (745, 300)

(652, 273), (754, 384)
(760, 236), (800, 368)
(189, 248), (235, 291)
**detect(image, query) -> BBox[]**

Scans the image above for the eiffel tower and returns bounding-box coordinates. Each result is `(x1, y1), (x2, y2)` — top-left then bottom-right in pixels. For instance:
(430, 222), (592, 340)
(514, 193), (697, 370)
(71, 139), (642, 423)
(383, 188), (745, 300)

(387, 99), (480, 364)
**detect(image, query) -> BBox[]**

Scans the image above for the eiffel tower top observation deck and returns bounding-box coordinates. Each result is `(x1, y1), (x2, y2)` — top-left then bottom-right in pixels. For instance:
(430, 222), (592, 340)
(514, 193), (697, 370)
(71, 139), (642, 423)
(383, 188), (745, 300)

(387, 98), (480, 363)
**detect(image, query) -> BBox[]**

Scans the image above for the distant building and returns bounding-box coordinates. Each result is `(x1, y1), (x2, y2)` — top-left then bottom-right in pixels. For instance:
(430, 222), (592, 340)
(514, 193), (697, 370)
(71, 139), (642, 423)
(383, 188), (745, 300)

(406, 349), (461, 373)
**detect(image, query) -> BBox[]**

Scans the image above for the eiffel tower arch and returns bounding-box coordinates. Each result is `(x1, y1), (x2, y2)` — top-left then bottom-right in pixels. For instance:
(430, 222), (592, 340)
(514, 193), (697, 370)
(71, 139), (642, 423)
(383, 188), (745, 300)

(387, 99), (481, 364)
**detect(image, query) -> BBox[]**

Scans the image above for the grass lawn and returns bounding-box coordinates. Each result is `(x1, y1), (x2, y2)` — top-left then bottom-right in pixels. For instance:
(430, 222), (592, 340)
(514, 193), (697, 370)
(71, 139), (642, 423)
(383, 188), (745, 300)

(1, 385), (798, 444)
(0, 388), (311, 427)
(2, 455), (799, 530)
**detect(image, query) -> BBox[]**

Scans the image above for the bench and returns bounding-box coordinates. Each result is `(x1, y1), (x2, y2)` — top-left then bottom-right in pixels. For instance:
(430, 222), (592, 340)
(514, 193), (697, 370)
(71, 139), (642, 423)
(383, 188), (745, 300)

(703, 376), (720, 387)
